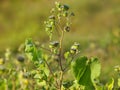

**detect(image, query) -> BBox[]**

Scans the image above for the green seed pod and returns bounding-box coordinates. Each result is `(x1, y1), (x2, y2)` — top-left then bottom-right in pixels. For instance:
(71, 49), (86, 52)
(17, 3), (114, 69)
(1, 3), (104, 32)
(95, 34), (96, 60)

(49, 41), (59, 48)
(55, 2), (61, 11)
(71, 45), (77, 50)
(50, 21), (55, 26)
(64, 26), (70, 32)
(17, 55), (25, 62)
(61, 4), (69, 11)
(74, 42), (80, 49)
(57, 14), (62, 20)
(46, 25), (52, 30)
(70, 48), (76, 54)
(70, 42), (80, 54)
(114, 65), (120, 72)
(49, 15), (55, 20)
(45, 27), (49, 31)
(63, 11), (68, 17)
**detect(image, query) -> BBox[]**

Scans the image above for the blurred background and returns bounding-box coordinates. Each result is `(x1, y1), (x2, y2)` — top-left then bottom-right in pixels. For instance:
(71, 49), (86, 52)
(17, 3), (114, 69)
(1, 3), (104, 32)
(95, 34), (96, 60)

(0, 0), (120, 82)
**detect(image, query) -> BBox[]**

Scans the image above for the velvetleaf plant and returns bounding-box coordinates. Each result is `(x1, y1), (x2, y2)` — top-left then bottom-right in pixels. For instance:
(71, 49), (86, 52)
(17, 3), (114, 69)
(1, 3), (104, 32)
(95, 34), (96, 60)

(24, 1), (120, 90)
(0, 1), (120, 90)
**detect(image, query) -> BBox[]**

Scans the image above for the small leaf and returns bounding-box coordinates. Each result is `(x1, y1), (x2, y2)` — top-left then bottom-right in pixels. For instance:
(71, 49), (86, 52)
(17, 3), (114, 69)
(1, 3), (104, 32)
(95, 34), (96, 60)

(64, 51), (70, 59)
(106, 78), (114, 90)
(72, 56), (88, 79)
(25, 39), (43, 63)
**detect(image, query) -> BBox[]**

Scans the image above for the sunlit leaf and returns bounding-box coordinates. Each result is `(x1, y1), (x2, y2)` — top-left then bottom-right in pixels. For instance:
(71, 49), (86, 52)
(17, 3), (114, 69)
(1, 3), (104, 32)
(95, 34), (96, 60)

(72, 56), (94, 90)
(90, 57), (101, 83)
(106, 78), (114, 90)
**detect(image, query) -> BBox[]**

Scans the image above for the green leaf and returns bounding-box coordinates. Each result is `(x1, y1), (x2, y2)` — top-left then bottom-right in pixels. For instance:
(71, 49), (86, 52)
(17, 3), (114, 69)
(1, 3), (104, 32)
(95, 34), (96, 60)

(78, 65), (94, 90)
(90, 58), (101, 84)
(72, 56), (101, 90)
(64, 51), (70, 59)
(72, 56), (94, 90)
(90, 58), (102, 90)
(72, 56), (88, 80)
(25, 39), (42, 63)
(106, 78), (114, 90)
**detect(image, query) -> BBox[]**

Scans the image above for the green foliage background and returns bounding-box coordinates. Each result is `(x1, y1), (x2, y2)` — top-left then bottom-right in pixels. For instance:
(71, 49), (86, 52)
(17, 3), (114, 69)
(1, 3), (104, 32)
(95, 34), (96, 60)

(0, 0), (120, 82)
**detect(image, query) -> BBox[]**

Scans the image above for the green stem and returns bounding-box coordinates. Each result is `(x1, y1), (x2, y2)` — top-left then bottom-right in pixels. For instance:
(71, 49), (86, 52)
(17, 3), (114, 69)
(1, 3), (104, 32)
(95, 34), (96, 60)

(59, 30), (64, 71)
(59, 71), (63, 90)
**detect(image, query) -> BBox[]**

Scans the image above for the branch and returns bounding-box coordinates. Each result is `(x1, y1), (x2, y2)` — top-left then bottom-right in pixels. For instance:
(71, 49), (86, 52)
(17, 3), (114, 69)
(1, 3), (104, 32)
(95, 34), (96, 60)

(59, 30), (64, 71)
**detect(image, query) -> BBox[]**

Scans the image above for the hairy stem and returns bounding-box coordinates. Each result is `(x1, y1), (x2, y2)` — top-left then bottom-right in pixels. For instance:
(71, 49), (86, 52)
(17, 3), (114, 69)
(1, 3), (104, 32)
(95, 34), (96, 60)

(59, 30), (64, 71)
(58, 27), (64, 90)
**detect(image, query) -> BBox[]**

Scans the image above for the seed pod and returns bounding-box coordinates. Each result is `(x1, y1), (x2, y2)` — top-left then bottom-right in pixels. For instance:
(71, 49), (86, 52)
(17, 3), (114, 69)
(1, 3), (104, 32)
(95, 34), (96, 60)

(55, 2), (61, 11)
(49, 15), (55, 20)
(17, 55), (25, 62)
(64, 26), (70, 32)
(70, 48), (76, 54)
(57, 13), (62, 20)
(49, 41), (59, 48)
(74, 42), (80, 49)
(70, 42), (80, 54)
(63, 11), (68, 17)
(114, 65), (120, 72)
(50, 21), (55, 26)
(46, 25), (52, 31)
(61, 4), (69, 11)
